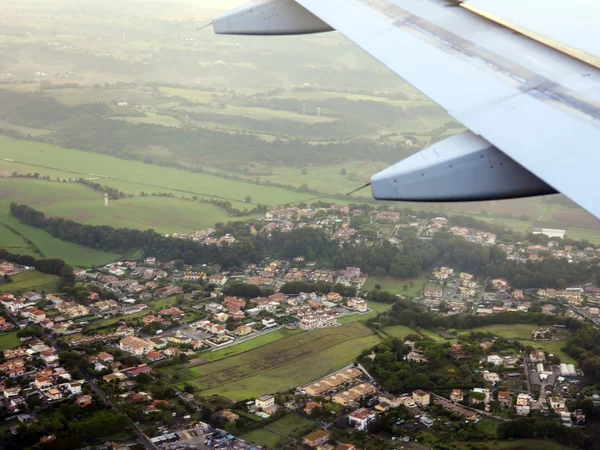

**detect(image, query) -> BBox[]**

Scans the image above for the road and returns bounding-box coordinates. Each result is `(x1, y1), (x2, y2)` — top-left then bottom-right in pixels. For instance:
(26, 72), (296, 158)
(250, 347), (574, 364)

(522, 351), (532, 395)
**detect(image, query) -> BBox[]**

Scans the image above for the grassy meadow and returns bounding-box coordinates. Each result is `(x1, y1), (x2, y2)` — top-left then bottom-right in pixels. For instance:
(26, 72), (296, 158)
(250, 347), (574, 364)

(0, 331), (21, 351)
(0, 270), (58, 293)
(160, 322), (380, 400)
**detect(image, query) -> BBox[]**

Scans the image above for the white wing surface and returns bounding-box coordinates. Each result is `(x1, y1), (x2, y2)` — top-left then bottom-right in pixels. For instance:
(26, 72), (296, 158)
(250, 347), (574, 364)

(214, 0), (600, 220)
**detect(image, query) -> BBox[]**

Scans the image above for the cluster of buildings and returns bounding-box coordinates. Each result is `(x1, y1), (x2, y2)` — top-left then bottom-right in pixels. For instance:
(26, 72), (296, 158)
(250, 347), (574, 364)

(0, 338), (90, 418)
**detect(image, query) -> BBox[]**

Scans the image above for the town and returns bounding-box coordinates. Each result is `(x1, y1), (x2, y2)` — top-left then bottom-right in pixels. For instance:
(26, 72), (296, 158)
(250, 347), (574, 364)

(0, 204), (599, 450)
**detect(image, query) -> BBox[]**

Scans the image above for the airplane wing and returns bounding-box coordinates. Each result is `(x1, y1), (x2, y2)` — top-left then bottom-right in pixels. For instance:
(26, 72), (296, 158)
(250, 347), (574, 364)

(213, 0), (600, 220)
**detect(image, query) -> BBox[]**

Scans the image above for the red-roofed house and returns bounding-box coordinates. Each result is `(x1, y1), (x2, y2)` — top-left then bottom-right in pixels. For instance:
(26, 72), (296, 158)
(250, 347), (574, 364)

(224, 297), (246, 312)
(348, 408), (377, 431)
(147, 351), (165, 362)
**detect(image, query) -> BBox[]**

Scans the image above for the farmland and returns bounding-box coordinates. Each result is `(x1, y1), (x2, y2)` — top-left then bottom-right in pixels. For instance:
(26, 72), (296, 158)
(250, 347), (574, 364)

(0, 270), (58, 294)
(161, 322), (380, 400)
(201, 327), (303, 362)
(469, 324), (536, 340)
(0, 200), (121, 267)
(239, 429), (286, 448)
(363, 274), (427, 297)
(0, 136), (329, 207)
(382, 325), (416, 339)
(0, 178), (238, 234)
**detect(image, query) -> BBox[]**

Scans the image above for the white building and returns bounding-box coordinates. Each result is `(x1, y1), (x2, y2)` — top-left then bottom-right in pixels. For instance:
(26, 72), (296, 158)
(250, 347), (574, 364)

(255, 394), (275, 409)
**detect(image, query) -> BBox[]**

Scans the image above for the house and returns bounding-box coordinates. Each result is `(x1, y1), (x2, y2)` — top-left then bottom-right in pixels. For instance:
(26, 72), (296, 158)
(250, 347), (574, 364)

(229, 310), (245, 320)
(22, 307), (46, 323)
(471, 388), (491, 404)
(529, 350), (546, 363)
(450, 389), (464, 403)
(147, 351), (165, 362)
(491, 279), (509, 290)
(348, 408), (377, 431)
(483, 372), (500, 383)
(255, 394), (275, 409)
(487, 354), (503, 366)
(234, 325), (252, 336)
(97, 352), (114, 363)
(119, 336), (154, 356)
(66, 381), (84, 395)
(304, 401), (323, 415)
(516, 405), (530, 416)
(413, 390), (430, 406)
(335, 445), (355, 450)
(379, 393), (402, 408)
(76, 395), (93, 408)
(158, 307), (185, 321)
(497, 391), (512, 406)
(205, 303), (223, 314)
(34, 376), (53, 389)
(126, 365), (152, 377)
(45, 387), (63, 401)
(346, 298), (368, 312)
(303, 430), (330, 448)
(23, 292), (42, 302)
(214, 312), (229, 322)
(548, 396), (566, 411)
(516, 393), (530, 407)
(224, 297), (246, 311)
(213, 409), (239, 423)
(424, 286), (443, 298)
(209, 274), (228, 286)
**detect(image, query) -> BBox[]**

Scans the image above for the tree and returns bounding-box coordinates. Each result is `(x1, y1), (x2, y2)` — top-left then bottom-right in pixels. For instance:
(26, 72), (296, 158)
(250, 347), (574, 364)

(245, 196), (252, 203)
(340, 168), (347, 175)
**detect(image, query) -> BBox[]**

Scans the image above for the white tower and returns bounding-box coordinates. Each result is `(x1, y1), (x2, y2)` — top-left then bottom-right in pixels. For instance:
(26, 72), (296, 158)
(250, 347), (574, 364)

(104, 193), (108, 207)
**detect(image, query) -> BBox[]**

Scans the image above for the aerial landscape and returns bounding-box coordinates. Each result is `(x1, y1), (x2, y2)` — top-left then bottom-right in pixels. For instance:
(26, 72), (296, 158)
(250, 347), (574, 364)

(0, 1), (599, 450)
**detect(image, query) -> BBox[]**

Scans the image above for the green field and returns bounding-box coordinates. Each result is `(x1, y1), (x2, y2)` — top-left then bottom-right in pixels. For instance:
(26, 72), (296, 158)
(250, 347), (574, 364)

(267, 414), (316, 438)
(382, 325), (417, 339)
(0, 270), (58, 293)
(240, 428), (288, 448)
(469, 324), (576, 364)
(455, 440), (572, 450)
(337, 300), (394, 324)
(0, 207), (120, 267)
(0, 136), (325, 207)
(0, 177), (248, 234)
(162, 322), (380, 400)
(0, 331), (21, 351)
(202, 327), (303, 362)
(470, 324), (537, 340)
(363, 275), (427, 297)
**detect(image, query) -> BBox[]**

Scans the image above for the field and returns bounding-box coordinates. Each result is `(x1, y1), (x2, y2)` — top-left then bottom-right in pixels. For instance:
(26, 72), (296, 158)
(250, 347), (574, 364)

(0, 136), (326, 207)
(267, 414), (316, 438)
(469, 324), (539, 340)
(239, 429), (287, 448)
(455, 440), (572, 450)
(469, 324), (576, 364)
(0, 331), (20, 351)
(382, 325), (416, 339)
(162, 322), (380, 400)
(0, 205), (120, 267)
(337, 300), (393, 324)
(202, 327), (303, 362)
(0, 177), (239, 234)
(363, 275), (427, 297)
(0, 270), (58, 293)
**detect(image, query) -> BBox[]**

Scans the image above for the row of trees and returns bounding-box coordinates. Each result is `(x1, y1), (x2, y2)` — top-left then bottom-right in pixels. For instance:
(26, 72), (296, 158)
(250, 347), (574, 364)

(11, 202), (600, 289)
